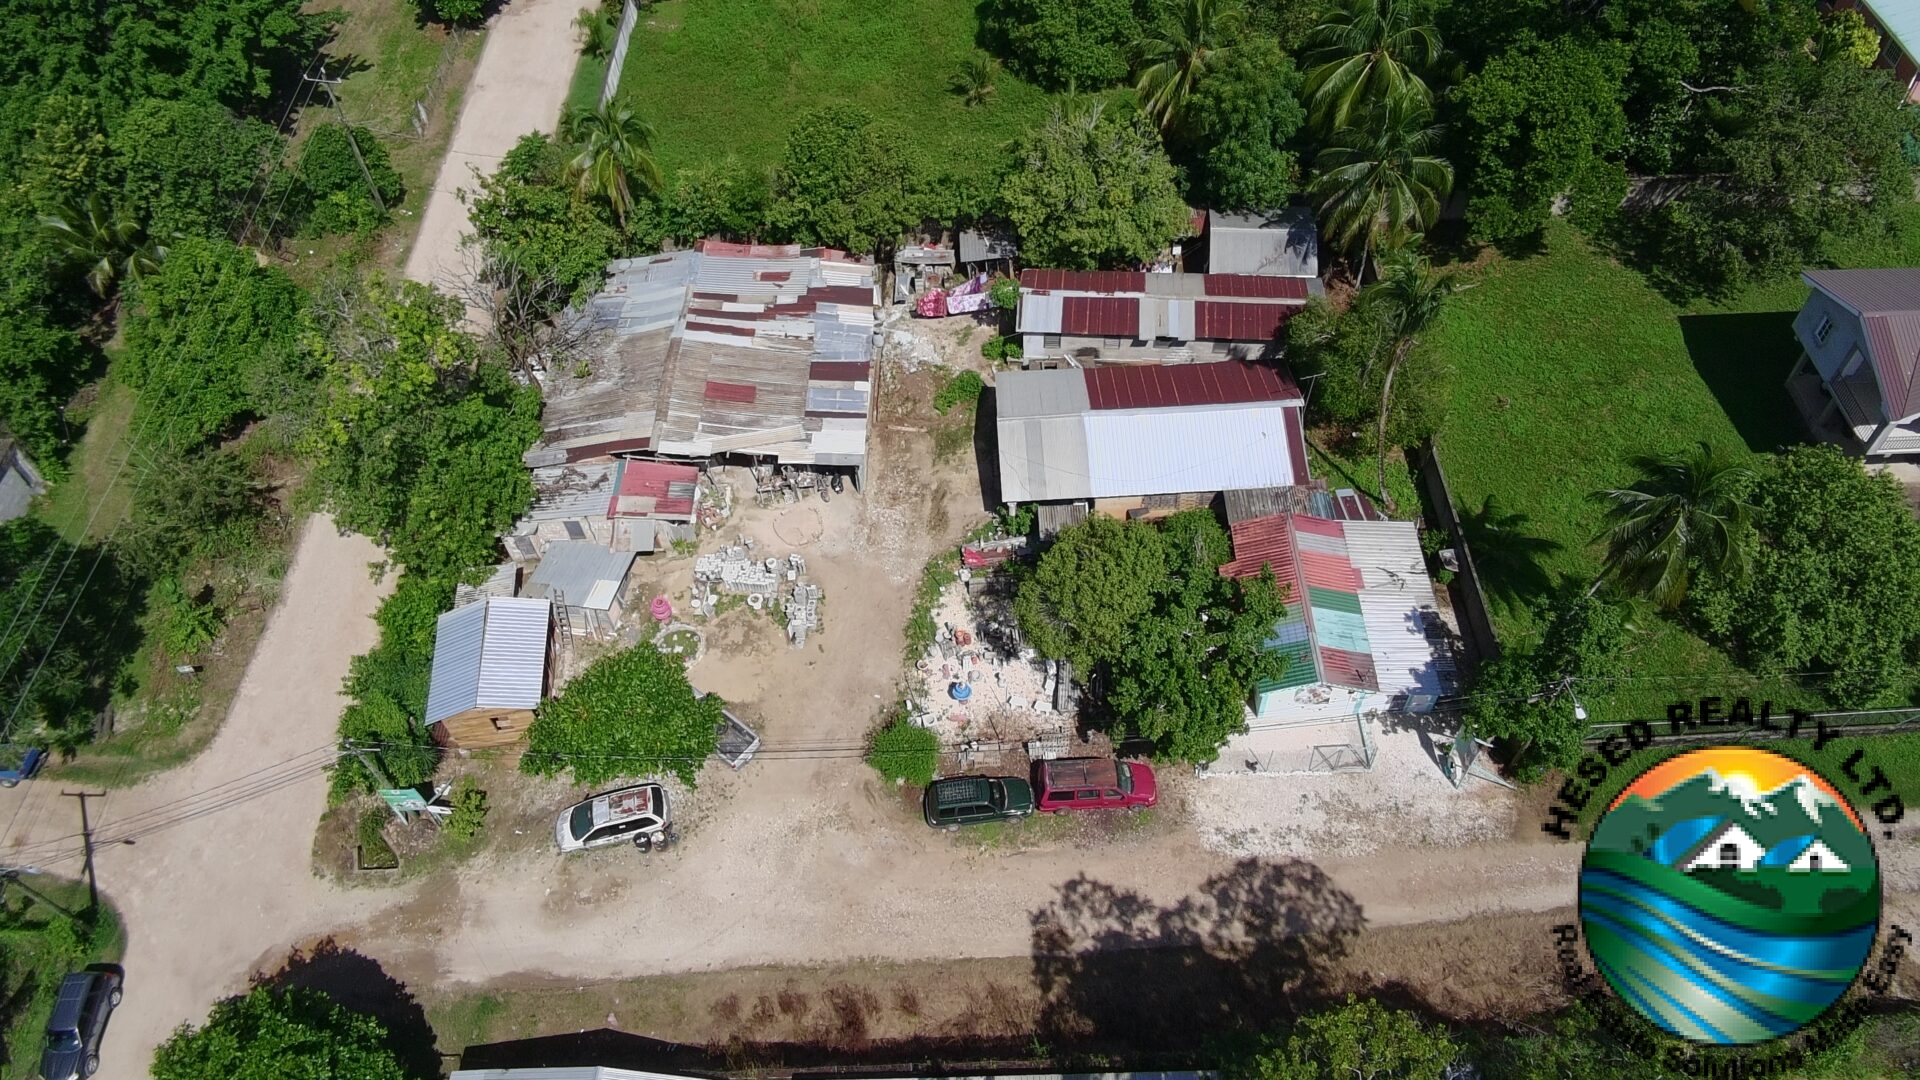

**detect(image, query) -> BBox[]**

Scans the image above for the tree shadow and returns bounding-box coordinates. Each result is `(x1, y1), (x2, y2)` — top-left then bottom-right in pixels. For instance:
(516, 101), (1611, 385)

(460, 1029), (722, 1074)
(1676, 311), (1804, 454)
(973, 384), (1001, 513)
(1029, 858), (1366, 1048)
(257, 938), (440, 1080)
(1454, 495), (1561, 612)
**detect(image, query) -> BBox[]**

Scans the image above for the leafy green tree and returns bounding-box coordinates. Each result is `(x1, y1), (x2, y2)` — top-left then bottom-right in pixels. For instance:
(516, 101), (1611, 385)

(1692, 446), (1920, 706)
(1821, 8), (1881, 68)
(0, 518), (138, 749)
(13, 92), (109, 212)
(1233, 996), (1460, 1080)
(661, 158), (769, 244)
(36, 193), (169, 297)
(1466, 591), (1628, 779)
(560, 97), (665, 227)
(121, 236), (304, 450)
(771, 105), (928, 254)
(109, 96), (279, 240)
(1173, 38), (1305, 212)
(1283, 295), (1453, 469)
(1367, 251), (1456, 512)
(1591, 442), (1757, 612)
(467, 132), (623, 311)
(151, 986), (411, 1080)
(979, 0), (1142, 91)
(417, 0), (485, 26)
(277, 123), (404, 238)
(1014, 514), (1168, 675)
(117, 447), (267, 580)
(334, 574), (451, 794)
(524, 643), (724, 787)
(1135, 0), (1241, 132)
(1455, 34), (1628, 244)
(0, 312), (88, 465)
(1299, 0), (1440, 135)
(1000, 104), (1191, 269)
(1308, 89), (1451, 272)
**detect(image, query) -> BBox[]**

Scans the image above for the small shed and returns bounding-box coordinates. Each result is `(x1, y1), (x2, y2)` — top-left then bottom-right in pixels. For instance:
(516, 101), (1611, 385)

(959, 227), (1018, 269)
(423, 596), (555, 749)
(526, 541), (640, 637)
(1204, 208), (1321, 279)
(0, 438), (45, 523)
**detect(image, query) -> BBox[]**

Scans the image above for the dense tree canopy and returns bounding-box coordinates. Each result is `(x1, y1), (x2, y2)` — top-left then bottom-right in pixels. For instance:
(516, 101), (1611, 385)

(466, 132), (623, 311)
(1232, 996), (1461, 1080)
(0, 312), (88, 464)
(1014, 511), (1289, 763)
(282, 123), (404, 238)
(1173, 38), (1306, 212)
(152, 986), (412, 1080)
(771, 106), (928, 254)
(1465, 591), (1628, 779)
(523, 642), (724, 787)
(1000, 105), (1191, 269)
(109, 96), (279, 241)
(0, 518), (139, 749)
(979, 0), (1141, 91)
(1692, 446), (1920, 706)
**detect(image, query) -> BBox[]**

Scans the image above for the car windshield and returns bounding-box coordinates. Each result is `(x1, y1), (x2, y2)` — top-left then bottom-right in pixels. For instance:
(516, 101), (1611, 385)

(987, 781), (1006, 811)
(1117, 766), (1132, 793)
(47, 1029), (81, 1053)
(568, 802), (595, 840)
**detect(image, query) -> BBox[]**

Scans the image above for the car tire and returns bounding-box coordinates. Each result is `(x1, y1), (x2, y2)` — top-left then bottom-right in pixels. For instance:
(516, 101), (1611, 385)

(84, 1054), (99, 1076)
(108, 987), (123, 1006)
(0, 779), (15, 788)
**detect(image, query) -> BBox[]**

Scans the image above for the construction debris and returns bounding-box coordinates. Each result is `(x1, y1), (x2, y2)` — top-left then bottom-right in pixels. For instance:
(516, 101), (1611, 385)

(689, 545), (826, 650)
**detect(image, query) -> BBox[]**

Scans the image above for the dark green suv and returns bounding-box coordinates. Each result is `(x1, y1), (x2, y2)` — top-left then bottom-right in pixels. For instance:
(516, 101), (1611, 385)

(923, 775), (1035, 828)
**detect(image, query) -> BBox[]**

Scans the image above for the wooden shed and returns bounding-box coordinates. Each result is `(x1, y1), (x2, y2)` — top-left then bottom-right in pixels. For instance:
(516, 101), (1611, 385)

(423, 596), (555, 749)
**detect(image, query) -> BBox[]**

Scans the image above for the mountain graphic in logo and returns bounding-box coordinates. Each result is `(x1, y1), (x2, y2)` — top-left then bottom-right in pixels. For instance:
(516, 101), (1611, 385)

(1580, 746), (1880, 1045)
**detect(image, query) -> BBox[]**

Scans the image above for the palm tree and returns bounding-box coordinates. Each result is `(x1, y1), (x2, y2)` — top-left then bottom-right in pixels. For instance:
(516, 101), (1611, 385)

(36, 194), (168, 297)
(1134, 0), (1241, 132)
(1591, 443), (1758, 611)
(1300, 0), (1440, 135)
(958, 55), (998, 106)
(1308, 89), (1452, 276)
(559, 97), (665, 226)
(1366, 250), (1456, 511)
(576, 7), (616, 59)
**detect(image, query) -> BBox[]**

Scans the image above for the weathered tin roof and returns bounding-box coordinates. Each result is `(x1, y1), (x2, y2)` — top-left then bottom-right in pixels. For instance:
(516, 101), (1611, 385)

(423, 597), (551, 726)
(525, 542), (638, 612)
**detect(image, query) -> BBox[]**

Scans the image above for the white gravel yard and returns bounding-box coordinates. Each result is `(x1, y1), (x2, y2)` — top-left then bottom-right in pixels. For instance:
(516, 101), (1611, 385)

(1189, 721), (1520, 859)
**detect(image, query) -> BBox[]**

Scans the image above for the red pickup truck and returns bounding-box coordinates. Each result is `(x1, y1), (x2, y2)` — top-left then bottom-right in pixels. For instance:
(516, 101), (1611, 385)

(1033, 757), (1157, 813)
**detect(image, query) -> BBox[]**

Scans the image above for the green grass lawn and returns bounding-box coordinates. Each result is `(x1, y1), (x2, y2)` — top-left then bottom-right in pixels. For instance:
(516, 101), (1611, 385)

(616, 0), (1058, 180)
(1424, 217), (1917, 723)
(35, 379), (136, 544)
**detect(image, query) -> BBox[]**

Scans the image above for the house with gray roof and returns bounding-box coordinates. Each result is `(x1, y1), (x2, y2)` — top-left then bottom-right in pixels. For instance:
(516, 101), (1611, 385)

(423, 596), (555, 749)
(1200, 208), (1321, 279)
(524, 542), (639, 640)
(1787, 268), (1920, 459)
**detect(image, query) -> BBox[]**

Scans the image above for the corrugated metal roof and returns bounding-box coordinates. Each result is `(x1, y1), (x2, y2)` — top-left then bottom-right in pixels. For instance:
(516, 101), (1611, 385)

(959, 228), (1018, 263)
(610, 459), (698, 518)
(423, 597), (551, 726)
(1021, 269), (1146, 293)
(1223, 485), (1336, 523)
(998, 415), (1093, 503)
(452, 563), (519, 609)
(526, 542), (638, 612)
(1863, 1), (1920, 70)
(1861, 312), (1920, 418)
(526, 462), (619, 521)
(1080, 406), (1299, 497)
(1200, 273), (1310, 299)
(996, 367), (1092, 419)
(1206, 208), (1320, 278)
(1018, 292), (1065, 334)
(1083, 362), (1300, 410)
(1061, 296), (1140, 337)
(1194, 300), (1292, 341)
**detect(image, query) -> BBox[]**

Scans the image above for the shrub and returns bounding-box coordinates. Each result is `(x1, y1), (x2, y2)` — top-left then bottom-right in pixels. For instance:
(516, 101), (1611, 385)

(988, 275), (1020, 310)
(867, 719), (939, 787)
(981, 335), (1023, 363)
(416, 0), (485, 26)
(146, 577), (224, 659)
(356, 810), (398, 868)
(444, 776), (488, 840)
(932, 370), (985, 414)
(904, 551), (959, 660)
(281, 124), (404, 237)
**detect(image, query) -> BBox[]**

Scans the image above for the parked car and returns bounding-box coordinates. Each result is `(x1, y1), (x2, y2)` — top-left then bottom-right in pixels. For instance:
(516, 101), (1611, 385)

(554, 784), (672, 853)
(1033, 758), (1157, 813)
(923, 774), (1034, 829)
(40, 967), (121, 1080)
(0, 746), (46, 788)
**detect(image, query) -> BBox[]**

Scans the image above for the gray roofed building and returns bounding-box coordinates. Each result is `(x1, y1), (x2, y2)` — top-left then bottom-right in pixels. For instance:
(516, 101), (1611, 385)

(1204, 208), (1321, 278)
(959, 226), (1018, 264)
(423, 597), (553, 728)
(1788, 267), (1920, 459)
(526, 542), (639, 616)
(0, 438), (45, 524)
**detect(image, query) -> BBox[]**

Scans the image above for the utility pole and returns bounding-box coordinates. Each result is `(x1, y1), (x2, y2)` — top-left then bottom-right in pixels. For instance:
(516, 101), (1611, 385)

(302, 64), (387, 214)
(0, 865), (74, 919)
(344, 741), (408, 823)
(60, 791), (105, 912)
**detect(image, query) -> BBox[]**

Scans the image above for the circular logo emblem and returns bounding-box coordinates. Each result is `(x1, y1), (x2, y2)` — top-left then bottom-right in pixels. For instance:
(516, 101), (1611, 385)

(1579, 745), (1881, 1045)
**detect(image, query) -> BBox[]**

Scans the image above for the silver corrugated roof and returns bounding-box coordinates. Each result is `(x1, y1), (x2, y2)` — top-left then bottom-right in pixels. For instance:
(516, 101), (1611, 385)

(423, 597), (551, 726)
(1081, 405), (1298, 498)
(526, 462), (617, 521)
(999, 414), (1094, 503)
(1018, 292), (1064, 334)
(995, 367), (1090, 418)
(525, 542), (638, 612)
(1341, 519), (1447, 698)
(452, 563), (519, 609)
(960, 228), (1018, 263)
(1207, 208), (1320, 278)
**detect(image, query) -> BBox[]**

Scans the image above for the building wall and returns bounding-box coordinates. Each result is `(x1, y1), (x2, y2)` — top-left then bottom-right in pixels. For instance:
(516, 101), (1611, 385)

(1020, 335), (1263, 363)
(0, 468), (34, 523)
(441, 706), (538, 749)
(1835, 0), (1920, 99)
(1793, 291), (1868, 382)
(1251, 682), (1391, 723)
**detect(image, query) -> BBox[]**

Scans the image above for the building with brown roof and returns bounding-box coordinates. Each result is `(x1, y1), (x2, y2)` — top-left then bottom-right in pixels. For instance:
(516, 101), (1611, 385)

(1015, 269), (1319, 364)
(1788, 268), (1920, 459)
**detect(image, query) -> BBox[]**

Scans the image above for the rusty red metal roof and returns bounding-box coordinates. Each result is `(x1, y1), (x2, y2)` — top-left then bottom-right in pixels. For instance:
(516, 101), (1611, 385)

(1061, 296), (1139, 337)
(1283, 407), (1308, 487)
(1019, 269), (1146, 294)
(1082, 361), (1299, 410)
(1318, 647), (1379, 692)
(607, 459), (699, 518)
(1194, 300), (1293, 341)
(704, 380), (757, 403)
(809, 361), (871, 382)
(1221, 514), (1300, 582)
(685, 321), (756, 337)
(812, 285), (874, 306)
(1202, 274), (1310, 300)
(1298, 550), (1365, 591)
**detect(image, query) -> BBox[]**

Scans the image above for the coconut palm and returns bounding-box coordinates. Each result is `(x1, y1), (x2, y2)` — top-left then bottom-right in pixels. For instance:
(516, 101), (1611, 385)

(1134, 0), (1241, 132)
(576, 7), (616, 59)
(1308, 89), (1452, 276)
(958, 55), (998, 106)
(1591, 443), (1758, 611)
(1366, 250), (1456, 511)
(1300, 0), (1441, 135)
(559, 97), (665, 225)
(37, 194), (169, 297)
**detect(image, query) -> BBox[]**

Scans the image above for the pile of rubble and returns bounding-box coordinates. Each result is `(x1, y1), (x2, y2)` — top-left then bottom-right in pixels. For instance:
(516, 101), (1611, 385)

(908, 577), (1063, 743)
(688, 541), (824, 650)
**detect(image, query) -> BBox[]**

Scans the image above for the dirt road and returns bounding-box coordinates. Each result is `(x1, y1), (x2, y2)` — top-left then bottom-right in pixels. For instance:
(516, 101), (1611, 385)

(404, 0), (585, 293)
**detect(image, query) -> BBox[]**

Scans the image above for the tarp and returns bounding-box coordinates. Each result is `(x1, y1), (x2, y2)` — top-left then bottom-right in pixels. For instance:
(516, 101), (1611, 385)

(916, 290), (948, 318)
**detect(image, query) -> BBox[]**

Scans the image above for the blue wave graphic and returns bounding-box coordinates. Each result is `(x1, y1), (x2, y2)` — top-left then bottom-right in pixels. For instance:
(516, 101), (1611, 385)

(1578, 869), (1876, 1045)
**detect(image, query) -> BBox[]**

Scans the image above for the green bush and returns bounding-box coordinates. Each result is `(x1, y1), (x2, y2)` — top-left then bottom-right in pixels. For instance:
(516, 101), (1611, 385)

(356, 810), (398, 869)
(981, 335), (1023, 363)
(904, 551), (959, 660)
(146, 577), (224, 659)
(444, 776), (488, 840)
(867, 719), (939, 787)
(988, 275), (1020, 310)
(280, 124), (404, 237)
(416, 0), (484, 27)
(933, 370), (985, 414)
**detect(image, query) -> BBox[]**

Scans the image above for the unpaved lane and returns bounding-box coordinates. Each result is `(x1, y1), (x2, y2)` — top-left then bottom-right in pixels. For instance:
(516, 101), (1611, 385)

(0, 517), (403, 1072)
(404, 0), (585, 293)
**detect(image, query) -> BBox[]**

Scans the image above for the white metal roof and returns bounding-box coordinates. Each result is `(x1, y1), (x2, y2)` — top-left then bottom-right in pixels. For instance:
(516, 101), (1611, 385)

(1866, 1), (1920, 63)
(423, 597), (551, 726)
(1001, 403), (1299, 503)
(1342, 520), (1446, 699)
(1207, 208), (1320, 278)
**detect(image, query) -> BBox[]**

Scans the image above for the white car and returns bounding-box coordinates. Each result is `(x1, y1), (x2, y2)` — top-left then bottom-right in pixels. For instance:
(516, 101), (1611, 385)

(554, 784), (672, 853)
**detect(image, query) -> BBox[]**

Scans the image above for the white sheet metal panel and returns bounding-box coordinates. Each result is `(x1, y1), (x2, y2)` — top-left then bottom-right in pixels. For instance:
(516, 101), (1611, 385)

(808, 425), (869, 456)
(1340, 521), (1434, 593)
(1168, 299), (1195, 340)
(423, 597), (550, 726)
(526, 542), (638, 612)
(1080, 404), (1297, 498)
(1357, 592), (1445, 700)
(996, 367), (1090, 419)
(1018, 292), (1064, 334)
(998, 415), (1093, 503)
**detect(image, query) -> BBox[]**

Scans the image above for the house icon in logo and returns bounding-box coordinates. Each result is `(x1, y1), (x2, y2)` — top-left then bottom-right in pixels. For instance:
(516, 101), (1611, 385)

(1650, 817), (1852, 874)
